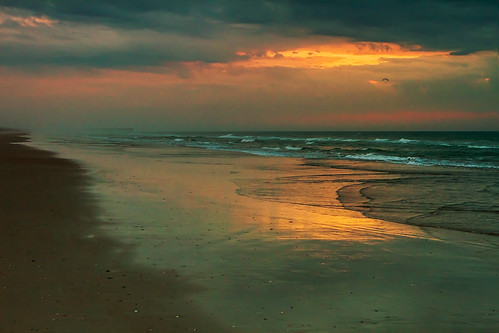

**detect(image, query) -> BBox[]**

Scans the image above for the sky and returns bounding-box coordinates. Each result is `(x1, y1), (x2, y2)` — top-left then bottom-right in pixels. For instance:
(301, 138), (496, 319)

(0, 0), (497, 131)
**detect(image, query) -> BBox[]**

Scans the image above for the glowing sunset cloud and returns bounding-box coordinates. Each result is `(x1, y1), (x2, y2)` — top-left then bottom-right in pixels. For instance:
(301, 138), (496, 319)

(0, 11), (57, 27)
(0, 2), (496, 131)
(233, 42), (450, 69)
(368, 79), (393, 86)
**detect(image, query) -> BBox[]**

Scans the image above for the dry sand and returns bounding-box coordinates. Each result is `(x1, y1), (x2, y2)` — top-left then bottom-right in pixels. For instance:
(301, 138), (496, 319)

(0, 129), (227, 332)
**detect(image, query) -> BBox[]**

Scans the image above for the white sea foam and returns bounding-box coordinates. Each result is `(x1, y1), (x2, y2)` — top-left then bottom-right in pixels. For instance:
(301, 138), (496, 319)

(373, 138), (419, 144)
(219, 134), (236, 138)
(467, 145), (497, 149)
(398, 138), (419, 143)
(345, 153), (410, 163)
(344, 153), (498, 169)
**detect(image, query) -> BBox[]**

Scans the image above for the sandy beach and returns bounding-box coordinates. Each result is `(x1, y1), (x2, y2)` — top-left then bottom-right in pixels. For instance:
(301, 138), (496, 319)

(2, 129), (499, 332)
(1, 1), (497, 331)
(0, 130), (227, 332)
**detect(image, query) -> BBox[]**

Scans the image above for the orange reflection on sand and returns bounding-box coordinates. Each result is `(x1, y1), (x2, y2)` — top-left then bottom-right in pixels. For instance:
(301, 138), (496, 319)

(45, 143), (427, 243)
(242, 191), (426, 242)
(232, 166), (427, 242)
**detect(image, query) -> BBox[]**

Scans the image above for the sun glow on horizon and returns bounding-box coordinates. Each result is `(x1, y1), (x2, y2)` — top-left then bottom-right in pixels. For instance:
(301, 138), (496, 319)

(232, 42), (450, 69)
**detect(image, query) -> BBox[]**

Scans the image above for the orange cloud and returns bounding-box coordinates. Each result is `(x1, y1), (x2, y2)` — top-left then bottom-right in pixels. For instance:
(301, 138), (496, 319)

(232, 41), (449, 69)
(0, 11), (57, 27)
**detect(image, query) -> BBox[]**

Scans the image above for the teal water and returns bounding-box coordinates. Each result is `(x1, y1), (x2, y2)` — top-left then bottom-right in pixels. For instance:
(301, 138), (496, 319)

(62, 130), (499, 169)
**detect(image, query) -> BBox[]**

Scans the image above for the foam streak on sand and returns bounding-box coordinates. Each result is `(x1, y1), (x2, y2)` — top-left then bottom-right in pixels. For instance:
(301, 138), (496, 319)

(27, 133), (499, 332)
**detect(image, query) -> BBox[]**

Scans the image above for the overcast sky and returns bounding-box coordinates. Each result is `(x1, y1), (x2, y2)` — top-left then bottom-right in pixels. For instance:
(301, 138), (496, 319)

(0, 0), (497, 131)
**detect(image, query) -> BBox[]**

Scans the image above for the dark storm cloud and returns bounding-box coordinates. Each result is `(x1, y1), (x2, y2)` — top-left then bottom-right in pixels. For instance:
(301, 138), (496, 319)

(0, 30), (236, 69)
(285, 0), (497, 54)
(0, 1), (226, 38)
(0, 0), (496, 70)
(2, 0), (497, 53)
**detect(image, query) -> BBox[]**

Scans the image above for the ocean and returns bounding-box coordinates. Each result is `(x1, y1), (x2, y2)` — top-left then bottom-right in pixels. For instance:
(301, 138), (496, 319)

(64, 130), (499, 169)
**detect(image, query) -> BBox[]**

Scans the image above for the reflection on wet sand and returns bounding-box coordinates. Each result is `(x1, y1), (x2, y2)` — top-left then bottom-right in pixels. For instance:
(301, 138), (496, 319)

(80, 145), (424, 243)
(30, 141), (499, 332)
(234, 169), (425, 241)
(256, 203), (427, 241)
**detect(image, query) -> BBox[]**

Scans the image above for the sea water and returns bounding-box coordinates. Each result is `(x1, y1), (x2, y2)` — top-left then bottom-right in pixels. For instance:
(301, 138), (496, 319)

(63, 130), (499, 169)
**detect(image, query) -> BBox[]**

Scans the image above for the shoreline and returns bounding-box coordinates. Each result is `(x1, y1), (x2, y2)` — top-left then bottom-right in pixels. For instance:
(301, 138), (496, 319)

(17, 132), (499, 331)
(304, 158), (499, 238)
(29, 134), (499, 242)
(0, 130), (227, 332)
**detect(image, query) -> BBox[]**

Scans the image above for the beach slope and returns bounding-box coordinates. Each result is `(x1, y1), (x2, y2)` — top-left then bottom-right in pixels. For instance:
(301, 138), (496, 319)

(0, 130), (226, 333)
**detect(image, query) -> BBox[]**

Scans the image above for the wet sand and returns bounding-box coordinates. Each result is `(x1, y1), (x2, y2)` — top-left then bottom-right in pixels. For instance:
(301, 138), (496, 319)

(0, 130), (227, 332)
(308, 159), (499, 237)
(27, 138), (499, 332)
